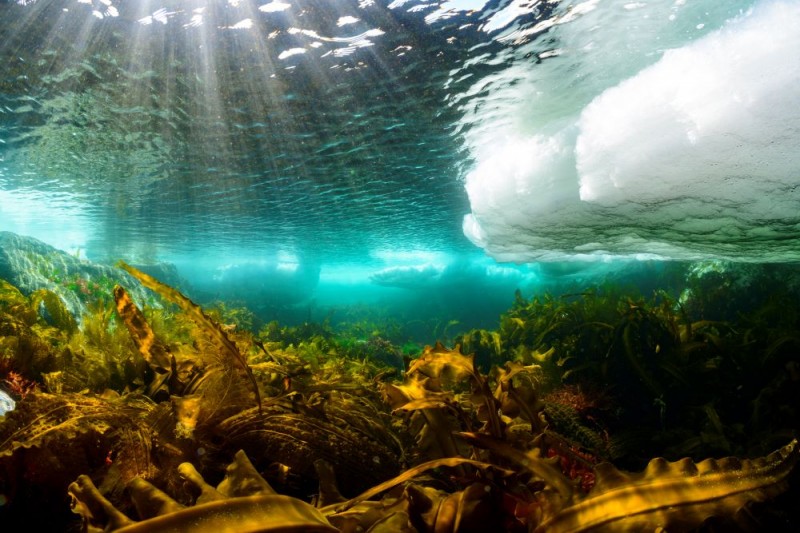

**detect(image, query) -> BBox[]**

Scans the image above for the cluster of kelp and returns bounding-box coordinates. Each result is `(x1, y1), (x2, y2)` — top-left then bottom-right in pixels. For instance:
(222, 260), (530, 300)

(457, 286), (800, 467)
(1, 265), (799, 531)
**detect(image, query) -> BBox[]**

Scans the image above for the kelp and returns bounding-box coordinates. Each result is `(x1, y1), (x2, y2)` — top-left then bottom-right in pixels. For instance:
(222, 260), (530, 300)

(0, 280), (67, 382)
(0, 392), (163, 529)
(69, 450), (338, 533)
(461, 431), (799, 532)
(0, 279), (38, 325)
(380, 339), (800, 531)
(385, 342), (546, 465)
(113, 285), (175, 397)
(68, 445), (507, 533)
(117, 261), (261, 412)
(328, 469), (507, 533)
(454, 288), (800, 462)
(1, 279), (144, 396)
(61, 297), (145, 394)
(211, 394), (403, 498)
(62, 400), (798, 533)
(30, 287), (78, 334)
(2, 271), (800, 531)
(406, 341), (504, 439)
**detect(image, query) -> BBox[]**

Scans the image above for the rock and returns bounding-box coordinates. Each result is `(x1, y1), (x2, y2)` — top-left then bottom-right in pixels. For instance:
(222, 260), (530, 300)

(0, 389), (14, 416)
(0, 232), (158, 321)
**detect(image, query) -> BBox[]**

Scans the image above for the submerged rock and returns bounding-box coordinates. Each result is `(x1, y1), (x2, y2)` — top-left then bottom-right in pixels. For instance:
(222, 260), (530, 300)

(0, 232), (156, 320)
(0, 389), (14, 416)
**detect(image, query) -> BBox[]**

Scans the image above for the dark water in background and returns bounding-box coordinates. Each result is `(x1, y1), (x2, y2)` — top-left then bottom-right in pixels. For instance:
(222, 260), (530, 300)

(0, 0), (797, 333)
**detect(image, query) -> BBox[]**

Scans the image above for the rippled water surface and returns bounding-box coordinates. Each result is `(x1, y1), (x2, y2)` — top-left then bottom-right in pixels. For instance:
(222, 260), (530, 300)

(1, 0), (796, 284)
(1, 0), (484, 262)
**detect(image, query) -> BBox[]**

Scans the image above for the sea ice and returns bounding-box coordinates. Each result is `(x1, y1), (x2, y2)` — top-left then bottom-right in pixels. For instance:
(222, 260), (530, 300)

(463, 0), (800, 262)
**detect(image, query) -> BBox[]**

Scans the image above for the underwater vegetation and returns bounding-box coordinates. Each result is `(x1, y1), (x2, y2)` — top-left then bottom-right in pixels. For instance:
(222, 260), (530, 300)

(457, 287), (800, 465)
(0, 266), (799, 531)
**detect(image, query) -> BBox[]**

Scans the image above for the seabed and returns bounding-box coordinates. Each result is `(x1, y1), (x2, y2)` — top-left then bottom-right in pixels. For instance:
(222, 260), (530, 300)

(1, 261), (799, 532)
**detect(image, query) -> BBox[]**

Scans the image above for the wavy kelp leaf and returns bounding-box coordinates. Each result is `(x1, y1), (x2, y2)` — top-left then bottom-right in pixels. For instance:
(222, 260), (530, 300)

(113, 285), (173, 372)
(544, 439), (800, 532)
(383, 377), (464, 464)
(361, 510), (415, 533)
(0, 393), (156, 470)
(313, 459), (345, 507)
(405, 481), (501, 533)
(70, 449), (336, 532)
(117, 262), (261, 412)
(456, 329), (503, 368)
(407, 341), (476, 386)
(69, 474), (137, 531)
(30, 288), (77, 334)
(1, 393), (159, 530)
(391, 396), (455, 412)
(407, 342), (503, 438)
(461, 430), (800, 532)
(214, 395), (402, 498)
(122, 495), (338, 533)
(113, 285), (174, 396)
(216, 449), (278, 498)
(493, 361), (546, 433)
(69, 473), (338, 533)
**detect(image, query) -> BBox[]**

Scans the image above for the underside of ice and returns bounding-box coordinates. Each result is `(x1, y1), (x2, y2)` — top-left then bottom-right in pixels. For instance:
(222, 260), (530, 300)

(463, 0), (800, 262)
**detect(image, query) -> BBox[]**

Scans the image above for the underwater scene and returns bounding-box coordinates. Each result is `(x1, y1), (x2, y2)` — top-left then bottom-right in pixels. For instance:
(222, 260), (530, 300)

(1, 0), (799, 531)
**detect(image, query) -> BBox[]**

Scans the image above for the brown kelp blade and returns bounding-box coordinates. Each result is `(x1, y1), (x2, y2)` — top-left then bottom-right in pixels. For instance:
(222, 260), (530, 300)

(406, 341), (477, 385)
(113, 285), (174, 396)
(541, 438), (799, 533)
(462, 431), (799, 533)
(117, 261), (262, 412)
(71, 473), (337, 533)
(119, 495), (338, 533)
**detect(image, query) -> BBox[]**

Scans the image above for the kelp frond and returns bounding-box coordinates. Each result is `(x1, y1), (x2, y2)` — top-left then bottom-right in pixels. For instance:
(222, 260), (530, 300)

(117, 261), (261, 413)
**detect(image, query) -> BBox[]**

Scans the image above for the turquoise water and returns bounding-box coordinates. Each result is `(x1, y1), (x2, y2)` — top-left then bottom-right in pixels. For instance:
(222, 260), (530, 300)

(1, 0), (798, 325)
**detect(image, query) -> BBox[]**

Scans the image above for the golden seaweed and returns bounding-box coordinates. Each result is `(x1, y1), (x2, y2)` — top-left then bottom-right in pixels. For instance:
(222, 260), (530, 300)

(69, 451), (338, 533)
(30, 288), (78, 334)
(2, 270), (799, 531)
(461, 431), (799, 532)
(117, 261), (262, 412)
(212, 396), (403, 497)
(0, 392), (162, 529)
(113, 285), (175, 397)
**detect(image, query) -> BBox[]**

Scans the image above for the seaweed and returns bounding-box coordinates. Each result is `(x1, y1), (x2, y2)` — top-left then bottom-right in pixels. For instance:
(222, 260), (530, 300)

(69, 450), (339, 533)
(117, 261), (262, 413)
(462, 432), (799, 533)
(0, 280), (67, 384)
(113, 285), (175, 398)
(1, 271), (799, 531)
(0, 392), (163, 529)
